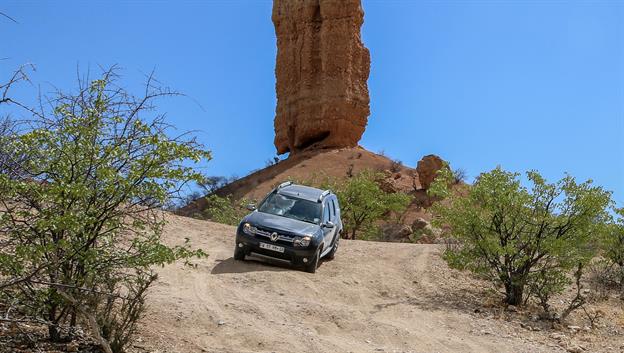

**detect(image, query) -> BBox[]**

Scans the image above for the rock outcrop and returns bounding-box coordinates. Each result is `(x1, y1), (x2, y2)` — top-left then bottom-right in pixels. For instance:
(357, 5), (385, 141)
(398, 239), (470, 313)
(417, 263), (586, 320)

(272, 0), (371, 155)
(379, 223), (413, 242)
(416, 155), (446, 190)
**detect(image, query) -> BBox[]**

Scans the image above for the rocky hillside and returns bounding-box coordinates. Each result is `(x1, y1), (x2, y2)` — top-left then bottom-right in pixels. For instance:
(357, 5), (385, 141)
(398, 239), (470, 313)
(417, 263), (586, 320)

(185, 147), (414, 206)
(179, 146), (460, 243)
(130, 214), (624, 353)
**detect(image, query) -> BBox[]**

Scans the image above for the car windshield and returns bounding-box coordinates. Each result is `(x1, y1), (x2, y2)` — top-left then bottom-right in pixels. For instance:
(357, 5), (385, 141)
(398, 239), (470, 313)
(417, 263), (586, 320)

(258, 192), (322, 224)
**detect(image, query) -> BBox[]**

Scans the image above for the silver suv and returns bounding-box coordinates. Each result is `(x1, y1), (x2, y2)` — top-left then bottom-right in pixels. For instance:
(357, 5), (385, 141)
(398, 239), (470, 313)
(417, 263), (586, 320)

(234, 182), (343, 273)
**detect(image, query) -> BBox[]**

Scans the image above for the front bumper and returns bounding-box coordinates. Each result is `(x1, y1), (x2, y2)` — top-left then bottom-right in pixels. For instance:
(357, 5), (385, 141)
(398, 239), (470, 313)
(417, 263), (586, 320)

(236, 231), (318, 263)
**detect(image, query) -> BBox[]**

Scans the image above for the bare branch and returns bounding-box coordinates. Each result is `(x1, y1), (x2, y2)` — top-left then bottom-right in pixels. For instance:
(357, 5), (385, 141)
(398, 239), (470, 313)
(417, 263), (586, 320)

(0, 11), (18, 24)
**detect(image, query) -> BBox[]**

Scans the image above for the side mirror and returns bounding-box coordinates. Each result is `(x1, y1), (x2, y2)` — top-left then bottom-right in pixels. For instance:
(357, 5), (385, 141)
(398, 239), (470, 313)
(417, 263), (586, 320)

(323, 221), (335, 229)
(246, 203), (256, 211)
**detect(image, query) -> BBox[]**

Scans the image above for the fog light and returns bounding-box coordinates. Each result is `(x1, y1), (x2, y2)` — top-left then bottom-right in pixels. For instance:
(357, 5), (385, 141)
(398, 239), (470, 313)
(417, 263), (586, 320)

(238, 243), (243, 248)
(303, 258), (308, 263)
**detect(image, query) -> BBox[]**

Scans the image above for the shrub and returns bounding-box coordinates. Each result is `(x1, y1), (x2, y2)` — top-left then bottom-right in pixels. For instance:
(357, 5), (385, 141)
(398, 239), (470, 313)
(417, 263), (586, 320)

(411, 226), (435, 243)
(346, 163), (354, 178)
(203, 194), (251, 226)
(170, 175), (239, 211)
(324, 171), (411, 240)
(390, 159), (403, 173)
(430, 166), (612, 314)
(198, 176), (230, 193)
(0, 68), (209, 352)
(452, 167), (467, 184)
(601, 208), (624, 293)
(265, 156), (280, 167)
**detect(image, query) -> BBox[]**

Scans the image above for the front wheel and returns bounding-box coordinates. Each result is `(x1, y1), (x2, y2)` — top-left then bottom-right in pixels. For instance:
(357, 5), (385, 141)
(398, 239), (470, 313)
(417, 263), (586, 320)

(234, 244), (246, 261)
(304, 248), (320, 273)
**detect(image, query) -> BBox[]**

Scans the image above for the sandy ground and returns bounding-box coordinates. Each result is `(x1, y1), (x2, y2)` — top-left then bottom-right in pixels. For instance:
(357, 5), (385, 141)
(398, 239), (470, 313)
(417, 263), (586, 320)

(131, 215), (624, 353)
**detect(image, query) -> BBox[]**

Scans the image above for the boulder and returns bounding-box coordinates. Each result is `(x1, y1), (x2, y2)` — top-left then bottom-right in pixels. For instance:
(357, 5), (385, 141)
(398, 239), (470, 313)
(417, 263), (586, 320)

(412, 217), (429, 230)
(397, 225), (413, 239)
(379, 223), (413, 242)
(378, 170), (399, 193)
(272, 0), (371, 155)
(416, 155), (446, 190)
(410, 218), (442, 243)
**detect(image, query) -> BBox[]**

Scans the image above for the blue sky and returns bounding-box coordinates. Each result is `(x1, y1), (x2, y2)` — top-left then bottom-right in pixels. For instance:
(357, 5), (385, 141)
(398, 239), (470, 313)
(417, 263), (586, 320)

(2, 0), (623, 205)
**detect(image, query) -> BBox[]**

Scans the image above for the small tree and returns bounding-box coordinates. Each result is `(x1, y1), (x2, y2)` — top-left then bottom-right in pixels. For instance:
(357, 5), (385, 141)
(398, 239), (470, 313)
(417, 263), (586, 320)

(390, 159), (403, 173)
(326, 171), (411, 240)
(430, 167), (612, 309)
(198, 176), (230, 194)
(265, 156), (280, 167)
(602, 208), (624, 292)
(203, 194), (251, 226)
(0, 68), (209, 352)
(451, 167), (467, 184)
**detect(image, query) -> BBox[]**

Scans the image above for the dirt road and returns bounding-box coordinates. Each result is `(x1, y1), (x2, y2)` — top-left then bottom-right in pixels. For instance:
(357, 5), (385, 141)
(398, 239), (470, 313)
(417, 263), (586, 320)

(134, 215), (580, 353)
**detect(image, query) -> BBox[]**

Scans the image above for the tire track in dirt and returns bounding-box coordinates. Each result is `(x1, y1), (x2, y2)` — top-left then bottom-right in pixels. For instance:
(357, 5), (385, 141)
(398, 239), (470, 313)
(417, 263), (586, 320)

(134, 215), (565, 353)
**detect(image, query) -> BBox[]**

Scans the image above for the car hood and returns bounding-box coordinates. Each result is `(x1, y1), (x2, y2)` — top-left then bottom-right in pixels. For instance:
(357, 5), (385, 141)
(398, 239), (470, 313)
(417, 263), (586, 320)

(244, 211), (321, 236)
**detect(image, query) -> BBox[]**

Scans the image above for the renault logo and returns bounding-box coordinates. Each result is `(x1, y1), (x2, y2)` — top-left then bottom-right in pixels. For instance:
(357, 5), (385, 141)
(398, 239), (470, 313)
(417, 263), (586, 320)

(270, 232), (279, 242)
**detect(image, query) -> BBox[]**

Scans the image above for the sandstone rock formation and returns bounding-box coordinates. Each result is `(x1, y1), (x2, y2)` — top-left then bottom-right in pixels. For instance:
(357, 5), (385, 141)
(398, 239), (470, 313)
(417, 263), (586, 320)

(416, 155), (446, 190)
(272, 0), (371, 155)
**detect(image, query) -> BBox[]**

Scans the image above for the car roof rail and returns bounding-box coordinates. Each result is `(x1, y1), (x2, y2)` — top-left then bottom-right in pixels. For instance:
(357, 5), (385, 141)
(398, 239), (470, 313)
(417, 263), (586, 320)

(278, 181), (293, 189)
(318, 190), (331, 202)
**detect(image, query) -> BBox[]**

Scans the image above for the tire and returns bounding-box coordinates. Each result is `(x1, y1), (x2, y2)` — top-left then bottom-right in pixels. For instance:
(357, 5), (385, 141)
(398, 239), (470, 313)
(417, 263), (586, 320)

(304, 248), (320, 273)
(234, 244), (246, 261)
(325, 235), (339, 260)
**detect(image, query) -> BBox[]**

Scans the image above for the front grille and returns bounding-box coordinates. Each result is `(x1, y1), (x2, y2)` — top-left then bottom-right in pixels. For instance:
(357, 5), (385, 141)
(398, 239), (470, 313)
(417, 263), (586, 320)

(254, 227), (294, 244)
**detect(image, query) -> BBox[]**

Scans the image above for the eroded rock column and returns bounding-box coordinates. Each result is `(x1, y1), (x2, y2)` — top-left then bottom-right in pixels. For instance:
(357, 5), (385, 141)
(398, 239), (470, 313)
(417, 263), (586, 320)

(272, 0), (371, 155)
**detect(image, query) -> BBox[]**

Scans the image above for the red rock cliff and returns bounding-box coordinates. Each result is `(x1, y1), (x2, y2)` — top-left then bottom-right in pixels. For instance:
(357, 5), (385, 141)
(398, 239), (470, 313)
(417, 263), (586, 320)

(272, 0), (371, 155)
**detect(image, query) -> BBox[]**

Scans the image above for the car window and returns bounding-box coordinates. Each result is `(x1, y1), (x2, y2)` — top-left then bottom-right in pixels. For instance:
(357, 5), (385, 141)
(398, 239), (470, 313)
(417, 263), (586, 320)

(331, 199), (336, 220)
(258, 192), (322, 224)
(322, 202), (330, 223)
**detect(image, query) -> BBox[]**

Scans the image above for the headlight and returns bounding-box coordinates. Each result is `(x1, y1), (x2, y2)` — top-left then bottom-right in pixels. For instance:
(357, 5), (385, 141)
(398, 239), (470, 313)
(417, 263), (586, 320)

(294, 235), (312, 247)
(242, 223), (257, 235)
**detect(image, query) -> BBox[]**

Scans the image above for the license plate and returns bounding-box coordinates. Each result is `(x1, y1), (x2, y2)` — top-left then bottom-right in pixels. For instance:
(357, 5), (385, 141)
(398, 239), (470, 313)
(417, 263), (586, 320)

(259, 242), (285, 253)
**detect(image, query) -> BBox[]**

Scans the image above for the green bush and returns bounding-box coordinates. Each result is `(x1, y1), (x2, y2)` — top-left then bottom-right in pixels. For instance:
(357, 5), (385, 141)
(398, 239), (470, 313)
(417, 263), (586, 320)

(0, 69), (208, 352)
(203, 194), (251, 226)
(451, 167), (467, 184)
(323, 171), (411, 240)
(410, 226), (434, 243)
(430, 166), (612, 314)
(602, 208), (624, 292)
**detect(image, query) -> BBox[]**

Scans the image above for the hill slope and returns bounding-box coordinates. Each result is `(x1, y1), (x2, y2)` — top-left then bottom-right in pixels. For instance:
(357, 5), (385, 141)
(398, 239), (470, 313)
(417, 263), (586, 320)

(131, 214), (624, 353)
(179, 147), (439, 241)
(180, 147), (418, 216)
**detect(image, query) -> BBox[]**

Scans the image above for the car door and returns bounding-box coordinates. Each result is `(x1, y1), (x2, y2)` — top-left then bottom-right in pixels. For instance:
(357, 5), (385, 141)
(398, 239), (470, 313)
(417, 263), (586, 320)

(321, 200), (335, 248)
(331, 197), (342, 234)
(323, 198), (337, 249)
